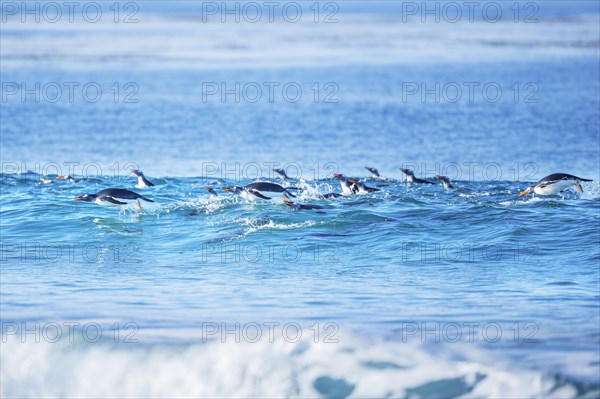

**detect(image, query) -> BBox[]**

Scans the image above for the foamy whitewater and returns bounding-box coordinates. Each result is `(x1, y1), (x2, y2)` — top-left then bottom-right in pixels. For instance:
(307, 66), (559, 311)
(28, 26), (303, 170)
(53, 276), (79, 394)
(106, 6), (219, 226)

(1, 332), (589, 398)
(1, 1), (599, 397)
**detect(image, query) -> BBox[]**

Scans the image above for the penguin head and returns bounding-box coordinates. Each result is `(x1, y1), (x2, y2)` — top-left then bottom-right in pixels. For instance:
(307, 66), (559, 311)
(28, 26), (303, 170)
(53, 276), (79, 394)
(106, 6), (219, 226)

(436, 175), (450, 183)
(204, 187), (218, 196)
(74, 194), (96, 202)
(399, 168), (414, 177)
(131, 170), (143, 176)
(223, 186), (243, 194)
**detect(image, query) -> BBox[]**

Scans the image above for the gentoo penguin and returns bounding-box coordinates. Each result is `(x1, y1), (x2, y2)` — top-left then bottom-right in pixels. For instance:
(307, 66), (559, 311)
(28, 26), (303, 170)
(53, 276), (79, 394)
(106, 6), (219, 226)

(400, 169), (435, 184)
(519, 173), (593, 196)
(273, 168), (290, 180)
(57, 175), (79, 182)
(74, 188), (154, 207)
(436, 175), (454, 190)
(204, 187), (219, 197)
(333, 173), (358, 195)
(283, 200), (324, 211)
(244, 182), (298, 198)
(348, 179), (380, 193)
(365, 167), (380, 178)
(223, 186), (272, 201)
(131, 170), (155, 188)
(57, 175), (101, 183)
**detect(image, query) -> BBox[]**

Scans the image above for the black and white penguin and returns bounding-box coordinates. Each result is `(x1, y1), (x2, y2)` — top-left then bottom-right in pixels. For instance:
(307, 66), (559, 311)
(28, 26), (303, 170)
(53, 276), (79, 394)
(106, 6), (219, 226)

(519, 173), (592, 196)
(74, 188), (154, 208)
(400, 169), (434, 184)
(131, 170), (155, 188)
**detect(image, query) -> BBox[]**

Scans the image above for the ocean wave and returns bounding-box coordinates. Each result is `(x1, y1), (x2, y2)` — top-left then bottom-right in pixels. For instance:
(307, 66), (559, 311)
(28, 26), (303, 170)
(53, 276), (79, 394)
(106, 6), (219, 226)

(2, 331), (595, 398)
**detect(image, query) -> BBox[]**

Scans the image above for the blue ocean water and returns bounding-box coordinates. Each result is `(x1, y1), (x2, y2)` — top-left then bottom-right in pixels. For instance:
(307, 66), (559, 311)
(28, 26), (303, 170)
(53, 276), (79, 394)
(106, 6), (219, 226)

(1, 2), (600, 397)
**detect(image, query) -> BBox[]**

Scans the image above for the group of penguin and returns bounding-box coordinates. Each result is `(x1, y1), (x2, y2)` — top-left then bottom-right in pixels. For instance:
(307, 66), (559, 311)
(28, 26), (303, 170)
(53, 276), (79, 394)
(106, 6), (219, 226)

(64, 167), (593, 211)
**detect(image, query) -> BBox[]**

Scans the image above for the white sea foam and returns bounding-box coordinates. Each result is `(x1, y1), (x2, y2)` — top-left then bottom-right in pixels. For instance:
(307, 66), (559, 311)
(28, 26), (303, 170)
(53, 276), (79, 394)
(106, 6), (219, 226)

(239, 218), (317, 235)
(0, 331), (587, 398)
(579, 181), (600, 200)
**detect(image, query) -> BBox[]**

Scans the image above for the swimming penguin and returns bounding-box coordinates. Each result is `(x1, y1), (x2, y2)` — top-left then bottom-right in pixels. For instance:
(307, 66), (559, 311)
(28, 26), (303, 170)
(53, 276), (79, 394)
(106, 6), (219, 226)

(365, 167), (380, 178)
(400, 169), (435, 184)
(204, 187), (219, 197)
(333, 173), (358, 195)
(223, 186), (272, 201)
(244, 182), (298, 198)
(57, 175), (80, 182)
(131, 170), (155, 188)
(273, 168), (290, 180)
(348, 179), (380, 193)
(436, 175), (454, 190)
(56, 175), (101, 183)
(74, 188), (154, 208)
(519, 173), (593, 197)
(283, 200), (325, 211)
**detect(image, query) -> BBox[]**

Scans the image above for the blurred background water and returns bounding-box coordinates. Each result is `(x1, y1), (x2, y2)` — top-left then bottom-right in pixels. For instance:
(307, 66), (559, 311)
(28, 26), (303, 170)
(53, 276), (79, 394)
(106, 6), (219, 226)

(1, 1), (599, 397)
